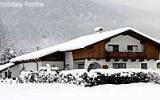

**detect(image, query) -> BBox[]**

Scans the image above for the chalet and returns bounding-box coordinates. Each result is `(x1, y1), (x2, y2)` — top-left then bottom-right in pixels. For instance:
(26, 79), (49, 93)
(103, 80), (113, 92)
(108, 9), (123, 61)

(1, 27), (160, 78)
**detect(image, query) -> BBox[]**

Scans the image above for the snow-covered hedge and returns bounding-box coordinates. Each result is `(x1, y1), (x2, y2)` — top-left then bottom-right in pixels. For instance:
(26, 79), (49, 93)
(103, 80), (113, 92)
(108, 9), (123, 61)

(18, 69), (160, 87)
(87, 69), (160, 86)
(18, 70), (58, 83)
(58, 69), (88, 86)
(38, 70), (58, 83)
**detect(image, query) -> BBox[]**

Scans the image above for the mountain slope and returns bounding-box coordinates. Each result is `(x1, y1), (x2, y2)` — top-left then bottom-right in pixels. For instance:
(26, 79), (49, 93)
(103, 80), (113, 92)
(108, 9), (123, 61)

(0, 0), (159, 53)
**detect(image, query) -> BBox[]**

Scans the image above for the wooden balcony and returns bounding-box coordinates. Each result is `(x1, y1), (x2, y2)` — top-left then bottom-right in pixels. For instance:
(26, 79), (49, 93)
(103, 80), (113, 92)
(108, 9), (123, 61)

(106, 52), (147, 60)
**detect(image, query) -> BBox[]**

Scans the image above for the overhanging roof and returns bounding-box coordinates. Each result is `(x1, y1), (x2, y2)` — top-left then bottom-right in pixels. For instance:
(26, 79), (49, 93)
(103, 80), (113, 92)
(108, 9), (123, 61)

(10, 27), (160, 63)
(0, 63), (15, 72)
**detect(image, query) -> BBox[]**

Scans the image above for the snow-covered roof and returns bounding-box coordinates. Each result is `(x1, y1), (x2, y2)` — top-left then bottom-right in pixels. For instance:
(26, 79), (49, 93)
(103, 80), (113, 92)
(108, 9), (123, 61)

(0, 63), (15, 71)
(10, 27), (160, 63)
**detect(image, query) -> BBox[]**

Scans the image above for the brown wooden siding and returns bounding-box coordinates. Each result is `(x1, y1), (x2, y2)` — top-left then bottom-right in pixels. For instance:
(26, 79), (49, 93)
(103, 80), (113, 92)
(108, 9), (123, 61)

(144, 41), (160, 60)
(73, 37), (160, 60)
(73, 41), (107, 60)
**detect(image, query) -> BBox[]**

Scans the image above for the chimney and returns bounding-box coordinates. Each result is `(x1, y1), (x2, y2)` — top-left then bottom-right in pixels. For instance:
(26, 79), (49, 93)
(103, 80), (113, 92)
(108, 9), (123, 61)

(94, 27), (104, 33)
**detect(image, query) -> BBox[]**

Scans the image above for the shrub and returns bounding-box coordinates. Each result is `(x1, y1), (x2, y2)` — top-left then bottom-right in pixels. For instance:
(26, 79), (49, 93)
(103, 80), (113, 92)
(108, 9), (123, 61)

(18, 71), (32, 83)
(38, 70), (58, 83)
(58, 69), (87, 86)
(18, 69), (160, 87)
(86, 69), (160, 87)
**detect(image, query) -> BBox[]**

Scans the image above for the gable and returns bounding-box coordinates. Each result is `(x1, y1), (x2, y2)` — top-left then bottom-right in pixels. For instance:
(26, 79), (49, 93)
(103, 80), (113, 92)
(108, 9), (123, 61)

(73, 30), (160, 60)
(106, 34), (144, 52)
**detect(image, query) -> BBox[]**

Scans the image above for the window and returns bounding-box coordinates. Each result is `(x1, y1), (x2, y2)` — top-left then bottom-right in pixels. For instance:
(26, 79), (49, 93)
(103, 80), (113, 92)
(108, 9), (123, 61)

(103, 65), (108, 69)
(157, 63), (160, 69)
(78, 63), (84, 69)
(108, 45), (119, 52)
(141, 63), (147, 69)
(113, 63), (126, 69)
(127, 45), (138, 52)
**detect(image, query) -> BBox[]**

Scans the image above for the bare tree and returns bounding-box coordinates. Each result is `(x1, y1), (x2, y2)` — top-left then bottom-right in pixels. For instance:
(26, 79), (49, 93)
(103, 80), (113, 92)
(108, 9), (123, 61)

(0, 18), (14, 51)
(0, 18), (7, 51)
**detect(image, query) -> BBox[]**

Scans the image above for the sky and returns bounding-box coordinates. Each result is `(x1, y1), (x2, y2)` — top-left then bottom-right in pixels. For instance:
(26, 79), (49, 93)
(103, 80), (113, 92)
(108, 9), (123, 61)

(93, 0), (160, 12)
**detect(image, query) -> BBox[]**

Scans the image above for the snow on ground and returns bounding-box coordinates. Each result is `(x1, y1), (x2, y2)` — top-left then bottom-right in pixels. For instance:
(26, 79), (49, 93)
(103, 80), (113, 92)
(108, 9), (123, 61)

(0, 83), (160, 100)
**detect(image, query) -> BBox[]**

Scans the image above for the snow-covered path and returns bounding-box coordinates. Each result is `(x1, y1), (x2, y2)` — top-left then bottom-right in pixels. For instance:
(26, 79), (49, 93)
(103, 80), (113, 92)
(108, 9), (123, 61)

(0, 83), (160, 100)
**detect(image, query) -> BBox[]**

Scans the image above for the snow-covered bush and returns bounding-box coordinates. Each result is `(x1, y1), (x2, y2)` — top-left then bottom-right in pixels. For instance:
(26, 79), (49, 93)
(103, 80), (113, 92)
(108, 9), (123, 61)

(56, 69), (160, 87)
(58, 69), (87, 86)
(18, 71), (32, 83)
(18, 71), (39, 83)
(85, 69), (160, 87)
(38, 70), (58, 83)
(17, 69), (160, 87)
(19, 69), (59, 83)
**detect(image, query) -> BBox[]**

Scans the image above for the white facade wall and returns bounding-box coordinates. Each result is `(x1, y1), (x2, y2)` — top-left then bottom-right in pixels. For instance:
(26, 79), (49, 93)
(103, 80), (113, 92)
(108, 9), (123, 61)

(84, 59), (158, 70)
(0, 61), (64, 78)
(0, 63), (38, 78)
(65, 52), (74, 69)
(9, 65), (22, 78)
(21, 62), (38, 71)
(105, 35), (144, 52)
(0, 65), (22, 78)
(40, 61), (64, 69)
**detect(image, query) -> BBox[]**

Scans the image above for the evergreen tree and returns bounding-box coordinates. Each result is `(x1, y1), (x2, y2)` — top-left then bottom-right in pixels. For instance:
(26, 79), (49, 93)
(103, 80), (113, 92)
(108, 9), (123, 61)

(0, 48), (16, 64)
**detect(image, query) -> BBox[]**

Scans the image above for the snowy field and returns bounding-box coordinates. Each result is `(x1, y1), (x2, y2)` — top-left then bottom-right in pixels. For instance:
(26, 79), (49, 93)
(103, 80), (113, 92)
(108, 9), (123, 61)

(0, 83), (160, 100)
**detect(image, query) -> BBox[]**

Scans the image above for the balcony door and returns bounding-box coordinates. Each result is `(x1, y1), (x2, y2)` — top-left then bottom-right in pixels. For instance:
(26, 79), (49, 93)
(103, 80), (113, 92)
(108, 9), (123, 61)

(127, 45), (138, 52)
(108, 45), (119, 52)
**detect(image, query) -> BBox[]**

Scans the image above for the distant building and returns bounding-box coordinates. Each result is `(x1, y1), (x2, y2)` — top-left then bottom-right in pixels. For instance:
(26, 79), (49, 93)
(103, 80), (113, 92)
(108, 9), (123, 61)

(1, 27), (160, 78)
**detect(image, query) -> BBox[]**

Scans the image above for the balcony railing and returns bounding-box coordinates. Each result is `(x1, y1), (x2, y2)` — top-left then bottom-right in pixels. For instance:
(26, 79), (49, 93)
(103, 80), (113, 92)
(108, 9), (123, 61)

(106, 52), (147, 60)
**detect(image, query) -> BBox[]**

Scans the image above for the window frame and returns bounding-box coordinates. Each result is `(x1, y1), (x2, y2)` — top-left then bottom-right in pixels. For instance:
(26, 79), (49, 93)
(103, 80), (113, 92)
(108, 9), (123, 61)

(113, 63), (126, 69)
(127, 45), (138, 52)
(108, 45), (119, 52)
(141, 63), (148, 69)
(157, 63), (160, 69)
(78, 63), (85, 69)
